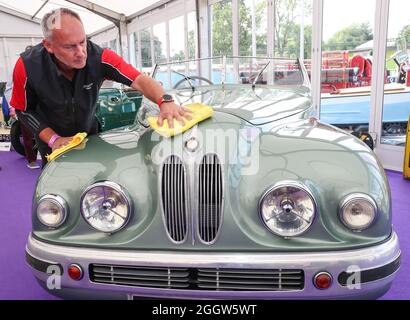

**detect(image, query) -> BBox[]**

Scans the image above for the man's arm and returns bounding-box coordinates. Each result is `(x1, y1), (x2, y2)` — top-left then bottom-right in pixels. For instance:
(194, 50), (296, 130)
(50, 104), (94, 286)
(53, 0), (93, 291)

(4, 79), (16, 119)
(130, 74), (192, 128)
(101, 48), (191, 128)
(10, 57), (72, 151)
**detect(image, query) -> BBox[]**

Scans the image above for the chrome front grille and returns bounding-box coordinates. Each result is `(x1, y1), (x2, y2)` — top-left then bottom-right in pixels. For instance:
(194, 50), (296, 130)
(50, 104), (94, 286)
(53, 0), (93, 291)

(198, 154), (224, 244)
(161, 156), (188, 243)
(197, 268), (304, 291)
(90, 264), (305, 291)
(90, 265), (190, 289)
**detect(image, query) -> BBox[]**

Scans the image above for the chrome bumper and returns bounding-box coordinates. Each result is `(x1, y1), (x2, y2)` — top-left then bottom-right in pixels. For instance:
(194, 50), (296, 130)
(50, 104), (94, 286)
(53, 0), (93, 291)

(26, 232), (400, 300)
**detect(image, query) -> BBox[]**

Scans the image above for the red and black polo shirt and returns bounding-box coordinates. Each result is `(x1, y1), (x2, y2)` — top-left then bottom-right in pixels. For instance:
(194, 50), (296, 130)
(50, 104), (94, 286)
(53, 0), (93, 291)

(10, 41), (140, 138)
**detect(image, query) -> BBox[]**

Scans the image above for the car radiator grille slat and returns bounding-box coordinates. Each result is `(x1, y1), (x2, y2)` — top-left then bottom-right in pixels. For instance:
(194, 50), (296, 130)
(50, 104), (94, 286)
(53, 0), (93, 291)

(90, 265), (190, 289)
(161, 156), (188, 243)
(198, 154), (223, 244)
(197, 269), (304, 291)
(90, 265), (304, 291)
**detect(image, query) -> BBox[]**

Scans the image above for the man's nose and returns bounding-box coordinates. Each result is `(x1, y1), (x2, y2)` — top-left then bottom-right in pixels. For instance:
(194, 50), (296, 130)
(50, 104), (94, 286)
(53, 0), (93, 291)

(75, 45), (86, 57)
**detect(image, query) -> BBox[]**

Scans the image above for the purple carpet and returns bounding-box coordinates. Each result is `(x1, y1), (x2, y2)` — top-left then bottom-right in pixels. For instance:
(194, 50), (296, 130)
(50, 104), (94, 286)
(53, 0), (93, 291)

(0, 150), (409, 300)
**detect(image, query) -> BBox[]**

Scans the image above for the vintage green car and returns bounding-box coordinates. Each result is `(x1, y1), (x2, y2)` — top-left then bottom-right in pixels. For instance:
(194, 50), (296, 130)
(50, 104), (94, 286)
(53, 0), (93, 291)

(96, 88), (142, 132)
(26, 57), (400, 300)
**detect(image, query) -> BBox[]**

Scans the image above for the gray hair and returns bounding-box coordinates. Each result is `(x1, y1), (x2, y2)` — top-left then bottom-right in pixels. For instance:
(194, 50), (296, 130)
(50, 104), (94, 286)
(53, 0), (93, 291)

(41, 8), (83, 40)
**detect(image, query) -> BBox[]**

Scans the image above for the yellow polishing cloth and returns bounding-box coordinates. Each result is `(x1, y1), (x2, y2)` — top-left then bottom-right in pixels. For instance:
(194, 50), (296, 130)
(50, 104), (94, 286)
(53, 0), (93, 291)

(46, 132), (88, 162)
(148, 103), (214, 138)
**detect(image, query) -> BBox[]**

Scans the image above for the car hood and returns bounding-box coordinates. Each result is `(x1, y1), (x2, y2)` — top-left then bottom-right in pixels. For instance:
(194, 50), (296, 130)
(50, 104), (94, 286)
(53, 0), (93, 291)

(33, 111), (391, 251)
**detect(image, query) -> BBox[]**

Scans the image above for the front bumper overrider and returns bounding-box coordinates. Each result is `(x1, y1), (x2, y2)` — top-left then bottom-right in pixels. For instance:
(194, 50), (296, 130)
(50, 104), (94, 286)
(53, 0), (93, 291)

(26, 232), (400, 300)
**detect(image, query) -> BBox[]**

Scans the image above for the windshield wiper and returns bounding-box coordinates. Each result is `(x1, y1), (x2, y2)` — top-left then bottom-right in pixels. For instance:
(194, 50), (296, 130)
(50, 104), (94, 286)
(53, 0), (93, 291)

(171, 69), (195, 92)
(252, 61), (270, 89)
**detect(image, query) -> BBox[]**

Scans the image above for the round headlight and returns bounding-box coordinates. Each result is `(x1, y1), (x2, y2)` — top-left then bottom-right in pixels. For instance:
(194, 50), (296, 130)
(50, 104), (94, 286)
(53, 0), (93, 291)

(37, 195), (68, 228)
(81, 181), (132, 233)
(339, 194), (377, 231)
(259, 182), (316, 237)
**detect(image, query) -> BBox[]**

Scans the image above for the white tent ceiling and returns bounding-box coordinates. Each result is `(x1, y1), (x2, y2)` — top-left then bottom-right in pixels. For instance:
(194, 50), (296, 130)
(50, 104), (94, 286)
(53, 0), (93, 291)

(0, 0), (163, 34)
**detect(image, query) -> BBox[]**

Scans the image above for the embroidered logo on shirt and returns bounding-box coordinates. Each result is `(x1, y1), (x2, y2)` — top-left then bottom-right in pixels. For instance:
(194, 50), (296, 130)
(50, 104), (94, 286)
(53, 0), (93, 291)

(83, 83), (94, 90)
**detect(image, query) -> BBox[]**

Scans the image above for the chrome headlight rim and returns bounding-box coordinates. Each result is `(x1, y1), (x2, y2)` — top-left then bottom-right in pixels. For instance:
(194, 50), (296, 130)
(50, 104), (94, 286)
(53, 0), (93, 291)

(339, 193), (377, 232)
(258, 181), (317, 238)
(36, 194), (68, 228)
(80, 181), (133, 233)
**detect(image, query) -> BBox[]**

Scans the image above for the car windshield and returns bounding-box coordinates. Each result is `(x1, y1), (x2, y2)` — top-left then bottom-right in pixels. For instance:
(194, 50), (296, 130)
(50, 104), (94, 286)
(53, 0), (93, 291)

(151, 56), (309, 91)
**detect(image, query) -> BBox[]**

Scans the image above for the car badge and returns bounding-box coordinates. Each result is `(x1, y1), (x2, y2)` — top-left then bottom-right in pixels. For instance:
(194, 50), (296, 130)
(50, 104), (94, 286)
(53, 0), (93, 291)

(185, 137), (199, 152)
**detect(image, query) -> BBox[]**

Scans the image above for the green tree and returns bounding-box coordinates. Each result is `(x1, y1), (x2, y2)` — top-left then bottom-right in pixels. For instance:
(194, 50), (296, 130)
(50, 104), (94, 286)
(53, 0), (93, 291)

(211, 0), (311, 58)
(240, 0), (268, 56)
(302, 24), (312, 59)
(324, 23), (373, 51)
(275, 0), (298, 56)
(211, 0), (252, 56)
(273, 0), (312, 58)
(397, 25), (410, 48)
(171, 51), (186, 61)
(238, 0), (252, 55)
(211, 1), (233, 56)
(140, 30), (164, 67)
(255, 1), (267, 55)
(188, 30), (196, 59)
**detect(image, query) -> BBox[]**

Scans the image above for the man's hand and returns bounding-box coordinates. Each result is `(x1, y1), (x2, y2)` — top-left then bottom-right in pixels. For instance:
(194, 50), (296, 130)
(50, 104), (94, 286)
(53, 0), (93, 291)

(51, 136), (74, 152)
(9, 108), (17, 120)
(157, 102), (193, 128)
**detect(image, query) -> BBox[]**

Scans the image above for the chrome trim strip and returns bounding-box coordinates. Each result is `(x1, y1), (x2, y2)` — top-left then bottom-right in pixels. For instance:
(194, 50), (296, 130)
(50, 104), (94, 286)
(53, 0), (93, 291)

(197, 154), (225, 245)
(160, 155), (188, 244)
(26, 232), (400, 299)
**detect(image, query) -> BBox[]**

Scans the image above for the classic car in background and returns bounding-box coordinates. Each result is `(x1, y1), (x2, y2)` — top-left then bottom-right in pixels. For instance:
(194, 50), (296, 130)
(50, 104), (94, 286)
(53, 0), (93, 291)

(96, 88), (142, 132)
(10, 88), (142, 156)
(26, 57), (400, 299)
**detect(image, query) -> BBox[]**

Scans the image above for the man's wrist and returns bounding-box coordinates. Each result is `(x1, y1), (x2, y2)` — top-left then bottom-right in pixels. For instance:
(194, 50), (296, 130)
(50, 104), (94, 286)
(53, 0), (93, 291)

(157, 94), (174, 108)
(48, 134), (60, 148)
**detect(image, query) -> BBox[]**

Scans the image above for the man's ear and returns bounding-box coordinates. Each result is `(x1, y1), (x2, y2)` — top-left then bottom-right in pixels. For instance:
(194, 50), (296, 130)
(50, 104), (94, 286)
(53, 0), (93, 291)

(43, 39), (53, 54)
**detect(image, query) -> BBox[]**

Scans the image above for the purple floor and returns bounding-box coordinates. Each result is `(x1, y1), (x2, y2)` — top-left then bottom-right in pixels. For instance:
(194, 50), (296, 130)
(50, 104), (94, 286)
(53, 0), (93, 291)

(0, 150), (409, 300)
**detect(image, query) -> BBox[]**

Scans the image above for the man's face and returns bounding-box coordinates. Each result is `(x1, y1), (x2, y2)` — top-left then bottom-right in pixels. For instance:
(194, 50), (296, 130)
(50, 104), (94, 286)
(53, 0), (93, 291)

(43, 15), (87, 70)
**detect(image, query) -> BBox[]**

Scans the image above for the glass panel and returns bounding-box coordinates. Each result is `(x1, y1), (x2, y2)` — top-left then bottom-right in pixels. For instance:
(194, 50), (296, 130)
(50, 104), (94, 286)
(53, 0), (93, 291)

(273, 0), (313, 59)
(109, 39), (117, 53)
(140, 28), (152, 70)
(152, 57), (305, 116)
(153, 22), (167, 64)
(169, 16), (185, 61)
(187, 11), (197, 59)
(133, 32), (141, 69)
(319, 0), (376, 138)
(152, 57), (305, 89)
(239, 0), (268, 57)
(210, 0), (233, 56)
(381, 0), (410, 146)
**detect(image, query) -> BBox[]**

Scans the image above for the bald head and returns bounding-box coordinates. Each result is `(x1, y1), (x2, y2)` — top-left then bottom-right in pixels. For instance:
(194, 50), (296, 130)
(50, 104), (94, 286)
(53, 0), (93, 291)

(42, 9), (87, 70)
(42, 8), (83, 41)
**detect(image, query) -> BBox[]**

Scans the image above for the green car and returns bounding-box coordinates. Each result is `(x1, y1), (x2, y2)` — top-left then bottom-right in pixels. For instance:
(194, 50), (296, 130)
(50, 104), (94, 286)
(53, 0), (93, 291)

(26, 57), (400, 300)
(95, 88), (142, 132)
